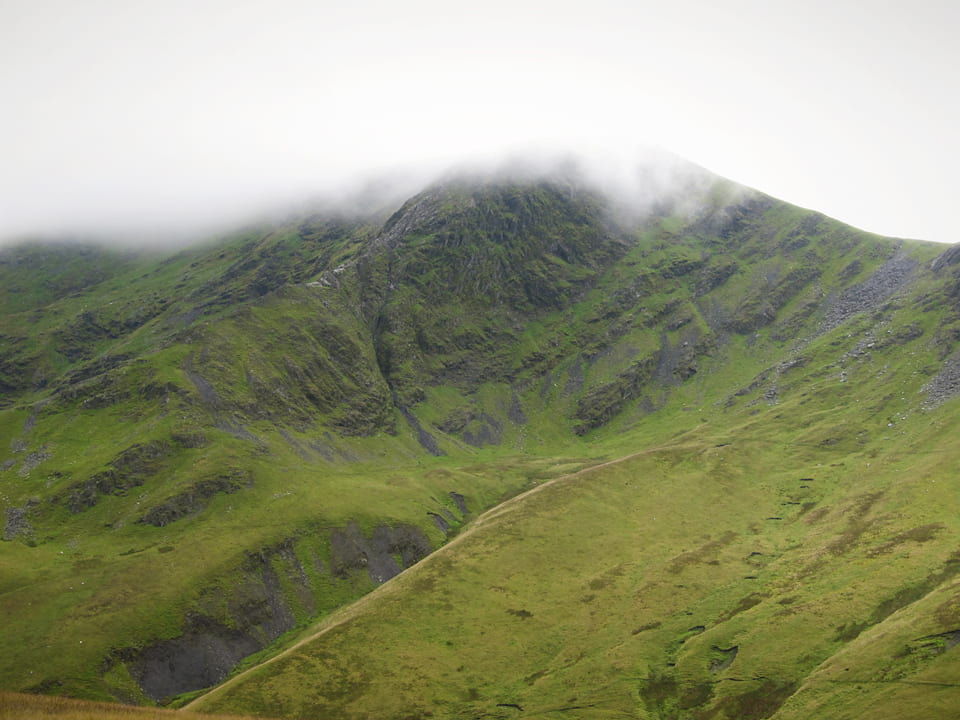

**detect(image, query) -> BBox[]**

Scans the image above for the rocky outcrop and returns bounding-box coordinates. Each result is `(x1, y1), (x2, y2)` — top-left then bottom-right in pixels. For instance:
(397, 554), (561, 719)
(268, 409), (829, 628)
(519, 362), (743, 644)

(3, 500), (37, 541)
(574, 355), (658, 434)
(330, 521), (432, 583)
(819, 252), (917, 334)
(126, 615), (263, 702)
(127, 541), (303, 701)
(62, 441), (172, 513)
(922, 350), (960, 408)
(137, 470), (253, 527)
(124, 521), (434, 700)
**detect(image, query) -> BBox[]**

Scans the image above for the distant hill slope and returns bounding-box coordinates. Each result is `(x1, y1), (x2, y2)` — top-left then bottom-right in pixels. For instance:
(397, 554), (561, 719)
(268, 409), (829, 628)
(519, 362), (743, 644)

(4, 157), (960, 716)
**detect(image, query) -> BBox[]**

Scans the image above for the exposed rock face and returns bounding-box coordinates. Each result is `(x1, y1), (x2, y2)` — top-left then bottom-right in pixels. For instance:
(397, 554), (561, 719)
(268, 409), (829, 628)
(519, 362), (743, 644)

(125, 522), (433, 700)
(330, 521), (432, 583)
(574, 355), (658, 434)
(399, 407), (445, 456)
(450, 491), (469, 516)
(3, 500), (36, 540)
(64, 441), (172, 513)
(16, 449), (50, 478)
(819, 252), (917, 334)
(127, 615), (263, 702)
(436, 406), (503, 446)
(923, 350), (960, 408)
(126, 539), (312, 700)
(138, 470), (253, 527)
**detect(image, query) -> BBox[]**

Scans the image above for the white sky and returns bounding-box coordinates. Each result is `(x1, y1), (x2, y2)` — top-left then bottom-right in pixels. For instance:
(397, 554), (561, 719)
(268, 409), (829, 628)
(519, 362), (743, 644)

(1, 0), (957, 244)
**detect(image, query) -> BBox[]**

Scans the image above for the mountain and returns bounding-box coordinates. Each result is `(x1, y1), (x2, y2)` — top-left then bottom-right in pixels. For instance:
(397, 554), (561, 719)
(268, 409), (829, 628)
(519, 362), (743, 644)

(3, 156), (960, 718)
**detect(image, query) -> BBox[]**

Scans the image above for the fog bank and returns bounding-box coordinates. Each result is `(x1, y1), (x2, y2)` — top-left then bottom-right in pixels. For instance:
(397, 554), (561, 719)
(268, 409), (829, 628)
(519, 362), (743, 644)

(3, 0), (957, 245)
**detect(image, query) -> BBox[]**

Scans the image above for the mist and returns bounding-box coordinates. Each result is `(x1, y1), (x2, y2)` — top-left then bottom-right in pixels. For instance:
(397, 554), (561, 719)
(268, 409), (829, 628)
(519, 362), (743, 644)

(0, 160), (442, 250)
(3, 0), (957, 247)
(0, 141), (728, 251)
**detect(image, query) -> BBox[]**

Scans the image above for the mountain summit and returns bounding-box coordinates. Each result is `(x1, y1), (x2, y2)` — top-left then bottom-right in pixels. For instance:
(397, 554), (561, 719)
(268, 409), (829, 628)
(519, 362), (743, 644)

(3, 159), (960, 718)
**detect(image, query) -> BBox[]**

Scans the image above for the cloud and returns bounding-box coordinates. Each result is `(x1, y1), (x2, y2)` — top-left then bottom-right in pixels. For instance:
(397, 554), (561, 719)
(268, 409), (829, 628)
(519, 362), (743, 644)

(1, 0), (957, 245)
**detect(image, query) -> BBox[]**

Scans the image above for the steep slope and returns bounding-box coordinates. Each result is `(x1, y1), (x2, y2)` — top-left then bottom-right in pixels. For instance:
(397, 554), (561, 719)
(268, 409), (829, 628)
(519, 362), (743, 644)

(3, 158), (960, 713)
(0, 213), (540, 702)
(193, 415), (960, 720)
(358, 176), (630, 411)
(192, 239), (960, 719)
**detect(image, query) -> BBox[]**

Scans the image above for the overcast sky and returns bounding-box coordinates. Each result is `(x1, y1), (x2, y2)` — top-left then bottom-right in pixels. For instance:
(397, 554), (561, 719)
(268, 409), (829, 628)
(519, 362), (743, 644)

(1, 0), (957, 244)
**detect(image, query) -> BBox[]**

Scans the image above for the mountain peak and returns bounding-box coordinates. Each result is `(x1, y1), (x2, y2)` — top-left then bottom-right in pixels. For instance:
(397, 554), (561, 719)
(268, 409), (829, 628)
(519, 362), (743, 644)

(371, 149), (734, 255)
(3, 156), (958, 719)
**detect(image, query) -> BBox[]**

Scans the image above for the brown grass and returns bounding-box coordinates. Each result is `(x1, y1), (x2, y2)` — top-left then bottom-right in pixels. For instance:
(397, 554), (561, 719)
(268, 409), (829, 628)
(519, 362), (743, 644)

(0, 692), (277, 720)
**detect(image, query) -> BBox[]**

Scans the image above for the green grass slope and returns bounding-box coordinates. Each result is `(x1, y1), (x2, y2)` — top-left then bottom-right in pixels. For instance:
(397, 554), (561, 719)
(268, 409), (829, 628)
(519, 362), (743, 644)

(193, 344), (960, 719)
(0, 690), (275, 720)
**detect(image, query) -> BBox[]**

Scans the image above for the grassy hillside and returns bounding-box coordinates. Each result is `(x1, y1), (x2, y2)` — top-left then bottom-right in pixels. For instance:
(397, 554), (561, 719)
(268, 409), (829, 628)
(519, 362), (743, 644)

(4, 160), (960, 715)
(192, 332), (960, 719)
(0, 691), (273, 720)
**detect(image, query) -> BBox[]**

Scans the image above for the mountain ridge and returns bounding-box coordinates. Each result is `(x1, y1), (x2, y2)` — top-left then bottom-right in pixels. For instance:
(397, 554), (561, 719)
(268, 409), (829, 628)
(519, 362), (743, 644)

(3, 158), (960, 717)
